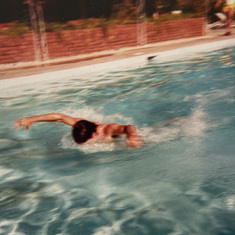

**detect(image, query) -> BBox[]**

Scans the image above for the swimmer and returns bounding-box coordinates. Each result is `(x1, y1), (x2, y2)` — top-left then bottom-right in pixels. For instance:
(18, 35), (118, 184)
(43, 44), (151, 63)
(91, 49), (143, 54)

(215, 0), (235, 35)
(14, 113), (143, 148)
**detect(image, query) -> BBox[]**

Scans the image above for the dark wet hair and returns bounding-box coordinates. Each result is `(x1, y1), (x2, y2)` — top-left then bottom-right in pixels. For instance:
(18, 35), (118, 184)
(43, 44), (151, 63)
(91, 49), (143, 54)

(72, 120), (97, 144)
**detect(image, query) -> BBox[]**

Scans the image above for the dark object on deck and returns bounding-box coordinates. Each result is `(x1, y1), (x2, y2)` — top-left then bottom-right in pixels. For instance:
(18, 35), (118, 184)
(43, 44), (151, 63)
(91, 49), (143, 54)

(147, 56), (156, 61)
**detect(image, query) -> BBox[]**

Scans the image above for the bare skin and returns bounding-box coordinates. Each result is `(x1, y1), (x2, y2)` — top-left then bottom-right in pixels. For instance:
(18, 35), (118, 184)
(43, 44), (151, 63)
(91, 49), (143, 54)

(215, 0), (235, 35)
(14, 113), (143, 148)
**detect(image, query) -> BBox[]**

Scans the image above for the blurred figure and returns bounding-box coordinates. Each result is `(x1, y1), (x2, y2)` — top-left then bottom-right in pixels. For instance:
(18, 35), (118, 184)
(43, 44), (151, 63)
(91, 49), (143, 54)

(215, 0), (235, 35)
(153, 11), (159, 20)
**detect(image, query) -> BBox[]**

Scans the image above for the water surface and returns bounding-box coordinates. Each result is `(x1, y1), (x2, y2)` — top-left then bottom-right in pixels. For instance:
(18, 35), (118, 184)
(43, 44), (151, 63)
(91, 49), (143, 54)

(0, 44), (235, 235)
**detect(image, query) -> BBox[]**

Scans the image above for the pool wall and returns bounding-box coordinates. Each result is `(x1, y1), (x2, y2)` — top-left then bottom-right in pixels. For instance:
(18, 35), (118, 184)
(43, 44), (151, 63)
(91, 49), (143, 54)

(0, 18), (205, 65)
(1, 38), (235, 94)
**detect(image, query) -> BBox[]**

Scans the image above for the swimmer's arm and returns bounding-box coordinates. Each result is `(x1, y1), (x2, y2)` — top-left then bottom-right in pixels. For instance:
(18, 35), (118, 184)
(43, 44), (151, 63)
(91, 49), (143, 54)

(106, 124), (142, 148)
(123, 125), (143, 148)
(14, 113), (81, 130)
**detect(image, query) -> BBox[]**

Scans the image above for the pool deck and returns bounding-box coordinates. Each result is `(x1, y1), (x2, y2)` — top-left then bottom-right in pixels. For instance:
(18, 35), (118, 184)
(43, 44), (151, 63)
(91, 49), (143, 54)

(0, 28), (235, 80)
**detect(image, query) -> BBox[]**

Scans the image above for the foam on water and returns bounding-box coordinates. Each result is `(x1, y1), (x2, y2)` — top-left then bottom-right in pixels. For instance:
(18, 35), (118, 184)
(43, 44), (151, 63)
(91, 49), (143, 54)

(61, 133), (119, 153)
(184, 87), (234, 129)
(226, 195), (235, 210)
(140, 109), (208, 144)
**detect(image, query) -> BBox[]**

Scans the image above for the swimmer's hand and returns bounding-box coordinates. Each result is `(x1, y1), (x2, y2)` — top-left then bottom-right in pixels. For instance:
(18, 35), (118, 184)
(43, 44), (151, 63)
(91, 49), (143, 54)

(14, 117), (33, 131)
(126, 135), (143, 148)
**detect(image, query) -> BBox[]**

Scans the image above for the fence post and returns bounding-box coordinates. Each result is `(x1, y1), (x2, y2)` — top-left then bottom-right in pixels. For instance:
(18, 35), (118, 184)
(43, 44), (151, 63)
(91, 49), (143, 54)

(36, 1), (49, 61)
(24, 0), (49, 62)
(136, 0), (147, 46)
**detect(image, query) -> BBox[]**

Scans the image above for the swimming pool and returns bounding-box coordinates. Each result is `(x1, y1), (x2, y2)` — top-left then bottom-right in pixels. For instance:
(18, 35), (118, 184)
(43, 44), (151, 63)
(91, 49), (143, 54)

(1, 39), (235, 235)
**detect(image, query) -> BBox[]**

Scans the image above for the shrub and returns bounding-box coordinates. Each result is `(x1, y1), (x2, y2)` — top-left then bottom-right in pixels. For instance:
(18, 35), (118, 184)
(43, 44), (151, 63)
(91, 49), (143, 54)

(150, 13), (198, 23)
(192, 0), (207, 17)
(111, 0), (137, 22)
(0, 22), (30, 35)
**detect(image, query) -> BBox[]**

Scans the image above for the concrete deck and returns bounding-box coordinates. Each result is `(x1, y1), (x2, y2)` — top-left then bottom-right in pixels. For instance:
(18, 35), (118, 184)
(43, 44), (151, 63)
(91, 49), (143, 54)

(0, 28), (235, 80)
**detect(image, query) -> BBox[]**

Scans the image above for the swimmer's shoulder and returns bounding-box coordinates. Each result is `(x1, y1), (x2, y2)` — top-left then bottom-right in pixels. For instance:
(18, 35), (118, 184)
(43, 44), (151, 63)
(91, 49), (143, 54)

(103, 123), (126, 135)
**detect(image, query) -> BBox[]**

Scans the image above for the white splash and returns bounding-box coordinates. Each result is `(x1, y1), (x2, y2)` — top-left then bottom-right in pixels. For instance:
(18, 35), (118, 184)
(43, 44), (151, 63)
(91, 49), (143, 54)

(182, 109), (207, 136)
(139, 109), (207, 146)
(226, 195), (235, 210)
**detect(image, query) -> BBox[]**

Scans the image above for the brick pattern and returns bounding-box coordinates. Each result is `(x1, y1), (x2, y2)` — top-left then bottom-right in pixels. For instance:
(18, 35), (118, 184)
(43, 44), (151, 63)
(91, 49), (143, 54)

(0, 18), (205, 65)
(147, 18), (205, 43)
(0, 33), (35, 64)
(46, 24), (138, 59)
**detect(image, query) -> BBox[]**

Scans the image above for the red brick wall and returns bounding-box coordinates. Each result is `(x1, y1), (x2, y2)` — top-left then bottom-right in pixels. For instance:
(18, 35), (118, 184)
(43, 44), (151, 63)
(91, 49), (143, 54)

(46, 24), (138, 59)
(0, 18), (205, 65)
(0, 33), (35, 64)
(147, 18), (205, 43)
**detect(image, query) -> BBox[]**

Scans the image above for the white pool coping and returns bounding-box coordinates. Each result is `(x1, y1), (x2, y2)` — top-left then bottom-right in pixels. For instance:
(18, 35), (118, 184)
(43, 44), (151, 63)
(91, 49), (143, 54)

(0, 38), (235, 92)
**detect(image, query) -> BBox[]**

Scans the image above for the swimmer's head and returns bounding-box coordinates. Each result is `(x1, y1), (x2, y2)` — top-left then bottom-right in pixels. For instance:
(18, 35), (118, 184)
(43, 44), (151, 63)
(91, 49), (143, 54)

(72, 120), (97, 144)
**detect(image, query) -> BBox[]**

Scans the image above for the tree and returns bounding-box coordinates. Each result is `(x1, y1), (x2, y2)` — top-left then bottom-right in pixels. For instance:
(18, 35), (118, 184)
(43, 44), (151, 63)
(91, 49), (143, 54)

(111, 0), (138, 20)
(192, 0), (206, 16)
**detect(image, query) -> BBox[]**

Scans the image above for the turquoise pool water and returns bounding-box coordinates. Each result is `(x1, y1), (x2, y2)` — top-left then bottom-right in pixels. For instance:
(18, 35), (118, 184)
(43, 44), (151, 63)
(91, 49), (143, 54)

(0, 41), (235, 234)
